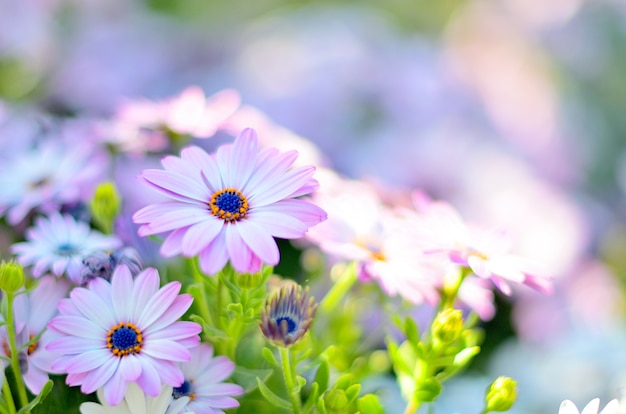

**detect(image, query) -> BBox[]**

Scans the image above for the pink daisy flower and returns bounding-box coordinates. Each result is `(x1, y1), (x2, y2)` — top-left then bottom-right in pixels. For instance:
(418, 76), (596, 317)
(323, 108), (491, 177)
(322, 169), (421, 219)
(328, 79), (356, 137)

(0, 276), (71, 394)
(46, 265), (202, 405)
(413, 192), (553, 296)
(133, 128), (327, 275)
(173, 343), (243, 413)
(11, 212), (122, 284)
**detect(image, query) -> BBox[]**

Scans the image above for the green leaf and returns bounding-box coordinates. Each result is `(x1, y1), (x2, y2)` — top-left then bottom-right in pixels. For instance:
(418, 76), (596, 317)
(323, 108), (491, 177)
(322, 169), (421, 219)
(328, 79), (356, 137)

(256, 377), (292, 410)
(404, 316), (420, 351)
(231, 366), (273, 393)
(18, 379), (53, 413)
(357, 394), (385, 414)
(314, 359), (330, 393)
(262, 347), (279, 367)
(303, 382), (320, 413)
(344, 384), (361, 404)
(227, 302), (243, 315)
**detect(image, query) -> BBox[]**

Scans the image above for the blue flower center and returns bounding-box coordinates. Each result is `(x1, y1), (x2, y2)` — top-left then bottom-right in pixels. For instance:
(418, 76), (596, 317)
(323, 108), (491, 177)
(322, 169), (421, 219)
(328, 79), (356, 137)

(106, 323), (143, 357)
(276, 316), (297, 334)
(56, 243), (78, 257)
(209, 188), (249, 222)
(173, 380), (194, 399)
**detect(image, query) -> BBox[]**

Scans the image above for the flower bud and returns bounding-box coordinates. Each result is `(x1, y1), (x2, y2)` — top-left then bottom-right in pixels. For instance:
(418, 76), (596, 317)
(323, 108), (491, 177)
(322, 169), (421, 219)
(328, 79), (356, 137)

(235, 272), (264, 289)
(90, 182), (121, 234)
(323, 389), (349, 413)
(432, 308), (464, 345)
(414, 378), (442, 403)
(485, 376), (517, 412)
(0, 261), (25, 293)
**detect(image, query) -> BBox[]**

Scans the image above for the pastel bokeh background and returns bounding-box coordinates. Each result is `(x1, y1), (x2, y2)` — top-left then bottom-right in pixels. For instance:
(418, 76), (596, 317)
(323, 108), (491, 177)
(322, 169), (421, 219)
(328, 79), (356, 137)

(2, 0), (626, 412)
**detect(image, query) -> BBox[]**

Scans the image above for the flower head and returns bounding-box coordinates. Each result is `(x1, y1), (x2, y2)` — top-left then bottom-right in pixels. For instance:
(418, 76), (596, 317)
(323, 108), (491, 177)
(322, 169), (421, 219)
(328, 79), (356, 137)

(414, 194), (553, 296)
(80, 382), (193, 414)
(46, 265), (202, 405)
(79, 246), (144, 286)
(0, 275), (71, 394)
(260, 283), (318, 347)
(559, 399), (619, 414)
(174, 343), (243, 413)
(11, 212), (122, 284)
(133, 128), (327, 275)
(0, 132), (107, 225)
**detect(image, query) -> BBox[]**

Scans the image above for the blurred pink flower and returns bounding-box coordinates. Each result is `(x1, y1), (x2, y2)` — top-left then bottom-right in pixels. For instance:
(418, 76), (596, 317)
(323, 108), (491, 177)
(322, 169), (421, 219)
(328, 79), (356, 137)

(414, 192), (552, 296)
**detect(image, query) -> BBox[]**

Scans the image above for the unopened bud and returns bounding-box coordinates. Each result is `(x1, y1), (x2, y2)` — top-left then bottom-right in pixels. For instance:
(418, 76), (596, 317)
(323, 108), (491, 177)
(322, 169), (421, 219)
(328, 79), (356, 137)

(432, 308), (464, 345)
(91, 182), (121, 234)
(414, 378), (442, 403)
(323, 389), (349, 413)
(485, 376), (517, 412)
(0, 261), (25, 293)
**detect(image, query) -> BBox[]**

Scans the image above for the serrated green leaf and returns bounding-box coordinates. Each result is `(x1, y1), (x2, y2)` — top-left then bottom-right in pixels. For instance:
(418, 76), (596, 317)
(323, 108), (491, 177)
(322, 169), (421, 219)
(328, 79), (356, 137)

(256, 377), (292, 410)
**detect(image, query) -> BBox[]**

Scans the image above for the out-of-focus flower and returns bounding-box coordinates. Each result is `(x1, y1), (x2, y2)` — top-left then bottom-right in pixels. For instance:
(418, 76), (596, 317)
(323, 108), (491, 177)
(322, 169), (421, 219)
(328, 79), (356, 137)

(0, 134), (108, 225)
(306, 171), (444, 305)
(413, 194), (552, 296)
(102, 87), (240, 154)
(47, 265), (201, 405)
(80, 382), (193, 414)
(174, 343), (243, 413)
(79, 246), (143, 286)
(0, 275), (70, 394)
(260, 284), (318, 347)
(484, 376), (518, 412)
(11, 212), (122, 284)
(559, 398), (619, 414)
(133, 128), (327, 275)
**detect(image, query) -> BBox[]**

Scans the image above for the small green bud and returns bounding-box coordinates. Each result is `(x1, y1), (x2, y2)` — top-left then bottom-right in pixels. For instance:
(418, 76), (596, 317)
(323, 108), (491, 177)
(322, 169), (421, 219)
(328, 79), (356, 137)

(432, 308), (464, 345)
(323, 389), (349, 413)
(235, 272), (263, 289)
(0, 261), (25, 293)
(357, 394), (384, 414)
(91, 182), (121, 234)
(414, 378), (442, 403)
(485, 376), (517, 412)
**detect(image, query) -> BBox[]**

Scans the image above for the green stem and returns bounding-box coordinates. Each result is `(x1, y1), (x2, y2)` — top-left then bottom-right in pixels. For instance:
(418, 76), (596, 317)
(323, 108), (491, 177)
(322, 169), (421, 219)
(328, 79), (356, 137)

(319, 261), (357, 314)
(5, 292), (29, 411)
(279, 347), (301, 414)
(189, 259), (214, 328)
(2, 378), (16, 414)
(404, 399), (420, 414)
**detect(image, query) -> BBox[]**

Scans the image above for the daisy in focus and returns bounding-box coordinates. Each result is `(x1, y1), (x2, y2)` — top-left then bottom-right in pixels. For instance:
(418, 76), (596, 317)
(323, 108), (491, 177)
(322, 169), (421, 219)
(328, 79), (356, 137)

(46, 265), (202, 405)
(11, 212), (122, 284)
(133, 127), (327, 275)
(559, 398), (620, 414)
(174, 343), (243, 413)
(80, 382), (193, 414)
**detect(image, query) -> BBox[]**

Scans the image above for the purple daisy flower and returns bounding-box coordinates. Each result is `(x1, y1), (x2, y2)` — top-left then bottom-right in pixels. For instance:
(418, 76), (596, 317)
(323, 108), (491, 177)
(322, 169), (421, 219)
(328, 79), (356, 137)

(173, 343), (243, 413)
(11, 212), (122, 284)
(46, 265), (202, 406)
(132, 128), (327, 275)
(0, 275), (71, 394)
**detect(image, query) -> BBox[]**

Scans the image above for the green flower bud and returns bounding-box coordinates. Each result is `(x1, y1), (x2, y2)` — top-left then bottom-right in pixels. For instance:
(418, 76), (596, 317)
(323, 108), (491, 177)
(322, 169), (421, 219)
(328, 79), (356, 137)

(485, 376), (517, 412)
(0, 261), (25, 293)
(414, 378), (442, 403)
(91, 182), (121, 234)
(322, 389), (349, 413)
(235, 272), (264, 289)
(432, 308), (464, 345)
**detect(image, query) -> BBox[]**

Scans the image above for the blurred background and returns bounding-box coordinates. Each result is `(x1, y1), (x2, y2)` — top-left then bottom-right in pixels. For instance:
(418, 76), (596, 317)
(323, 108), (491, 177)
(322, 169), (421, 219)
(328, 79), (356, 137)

(2, 0), (626, 412)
